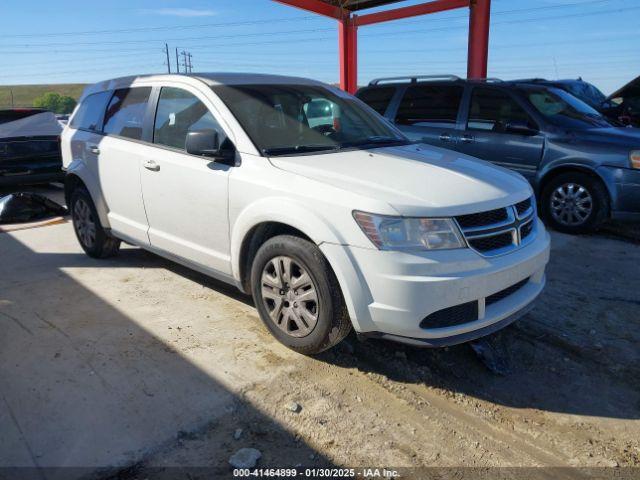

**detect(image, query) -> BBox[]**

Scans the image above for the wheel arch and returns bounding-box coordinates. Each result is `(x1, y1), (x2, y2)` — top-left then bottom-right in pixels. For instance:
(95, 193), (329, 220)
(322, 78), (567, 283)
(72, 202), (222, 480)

(537, 163), (611, 202)
(64, 161), (111, 228)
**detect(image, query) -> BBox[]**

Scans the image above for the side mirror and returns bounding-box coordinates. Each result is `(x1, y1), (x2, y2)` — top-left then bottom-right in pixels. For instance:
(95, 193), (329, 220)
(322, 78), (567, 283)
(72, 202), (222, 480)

(185, 129), (235, 162)
(505, 121), (538, 136)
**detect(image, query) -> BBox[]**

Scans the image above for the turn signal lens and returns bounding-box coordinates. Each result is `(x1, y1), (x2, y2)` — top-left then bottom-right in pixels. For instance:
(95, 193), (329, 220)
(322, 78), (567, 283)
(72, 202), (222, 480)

(630, 151), (640, 169)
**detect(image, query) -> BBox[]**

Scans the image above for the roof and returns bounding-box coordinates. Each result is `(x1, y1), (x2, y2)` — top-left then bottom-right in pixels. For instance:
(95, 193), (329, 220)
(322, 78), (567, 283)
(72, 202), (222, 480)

(319, 0), (404, 11)
(80, 73), (328, 99)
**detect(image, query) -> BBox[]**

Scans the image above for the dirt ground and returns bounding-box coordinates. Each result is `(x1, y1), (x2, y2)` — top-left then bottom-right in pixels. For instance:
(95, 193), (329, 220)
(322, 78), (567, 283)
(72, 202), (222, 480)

(1, 185), (639, 479)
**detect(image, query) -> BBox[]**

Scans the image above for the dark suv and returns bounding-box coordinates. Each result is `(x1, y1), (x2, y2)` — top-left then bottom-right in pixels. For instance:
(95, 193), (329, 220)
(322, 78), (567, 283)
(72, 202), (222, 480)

(356, 75), (640, 234)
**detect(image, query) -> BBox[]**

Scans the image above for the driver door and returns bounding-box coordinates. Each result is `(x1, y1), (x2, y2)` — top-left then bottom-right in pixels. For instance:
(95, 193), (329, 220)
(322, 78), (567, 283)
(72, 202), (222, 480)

(139, 85), (233, 275)
(458, 86), (544, 181)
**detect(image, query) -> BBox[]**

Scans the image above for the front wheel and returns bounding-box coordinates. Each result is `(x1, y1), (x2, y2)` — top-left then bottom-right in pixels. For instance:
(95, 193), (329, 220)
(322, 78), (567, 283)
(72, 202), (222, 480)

(541, 172), (609, 234)
(70, 187), (121, 258)
(250, 235), (351, 355)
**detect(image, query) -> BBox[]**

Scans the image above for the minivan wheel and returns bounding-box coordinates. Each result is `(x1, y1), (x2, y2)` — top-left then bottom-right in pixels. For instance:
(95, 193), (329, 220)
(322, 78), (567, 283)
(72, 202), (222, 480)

(70, 187), (121, 258)
(541, 172), (608, 234)
(250, 235), (351, 355)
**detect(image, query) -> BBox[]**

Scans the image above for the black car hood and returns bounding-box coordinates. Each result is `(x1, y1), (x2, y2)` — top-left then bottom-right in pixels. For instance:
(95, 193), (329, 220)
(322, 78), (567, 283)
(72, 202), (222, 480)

(608, 75), (640, 100)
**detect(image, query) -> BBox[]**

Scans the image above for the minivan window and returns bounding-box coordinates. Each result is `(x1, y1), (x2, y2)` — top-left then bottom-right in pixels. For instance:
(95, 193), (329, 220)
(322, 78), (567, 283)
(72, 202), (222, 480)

(70, 92), (111, 132)
(356, 87), (396, 115)
(468, 88), (534, 132)
(395, 85), (463, 126)
(154, 87), (224, 150)
(524, 87), (614, 129)
(103, 87), (151, 140)
(212, 84), (408, 156)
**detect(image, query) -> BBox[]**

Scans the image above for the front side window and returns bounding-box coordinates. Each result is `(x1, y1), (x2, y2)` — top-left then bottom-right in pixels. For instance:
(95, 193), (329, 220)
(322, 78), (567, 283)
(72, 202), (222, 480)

(212, 84), (408, 156)
(153, 87), (224, 150)
(103, 87), (151, 140)
(395, 85), (463, 126)
(70, 92), (111, 131)
(356, 87), (396, 115)
(524, 87), (614, 129)
(468, 88), (534, 132)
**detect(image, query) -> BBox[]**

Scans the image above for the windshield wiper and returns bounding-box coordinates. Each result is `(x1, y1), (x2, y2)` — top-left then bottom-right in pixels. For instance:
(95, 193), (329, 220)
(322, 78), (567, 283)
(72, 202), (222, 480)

(340, 136), (411, 149)
(262, 144), (340, 156)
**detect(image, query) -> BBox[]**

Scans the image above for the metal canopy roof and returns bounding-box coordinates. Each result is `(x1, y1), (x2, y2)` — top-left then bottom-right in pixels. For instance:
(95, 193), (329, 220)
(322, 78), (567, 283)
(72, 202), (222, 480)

(320, 0), (404, 11)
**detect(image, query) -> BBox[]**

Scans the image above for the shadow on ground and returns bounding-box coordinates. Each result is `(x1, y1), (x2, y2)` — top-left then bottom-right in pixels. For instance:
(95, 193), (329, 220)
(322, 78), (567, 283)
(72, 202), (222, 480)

(0, 233), (333, 480)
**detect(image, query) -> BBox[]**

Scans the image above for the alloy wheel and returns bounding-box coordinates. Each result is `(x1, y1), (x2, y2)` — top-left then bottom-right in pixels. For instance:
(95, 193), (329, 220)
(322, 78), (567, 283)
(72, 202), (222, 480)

(550, 182), (593, 227)
(72, 198), (97, 248)
(260, 255), (319, 338)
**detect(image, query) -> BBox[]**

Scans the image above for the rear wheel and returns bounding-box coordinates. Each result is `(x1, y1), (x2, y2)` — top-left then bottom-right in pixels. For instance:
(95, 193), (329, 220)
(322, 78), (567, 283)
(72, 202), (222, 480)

(70, 187), (120, 258)
(251, 235), (351, 354)
(541, 172), (608, 234)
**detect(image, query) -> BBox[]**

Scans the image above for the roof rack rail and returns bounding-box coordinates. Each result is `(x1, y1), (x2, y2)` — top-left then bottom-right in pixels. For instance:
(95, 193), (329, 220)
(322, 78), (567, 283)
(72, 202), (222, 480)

(369, 75), (460, 86)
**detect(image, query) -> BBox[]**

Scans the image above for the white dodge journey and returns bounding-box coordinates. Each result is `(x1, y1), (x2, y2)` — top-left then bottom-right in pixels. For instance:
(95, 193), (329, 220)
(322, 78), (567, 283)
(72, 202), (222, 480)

(61, 73), (550, 354)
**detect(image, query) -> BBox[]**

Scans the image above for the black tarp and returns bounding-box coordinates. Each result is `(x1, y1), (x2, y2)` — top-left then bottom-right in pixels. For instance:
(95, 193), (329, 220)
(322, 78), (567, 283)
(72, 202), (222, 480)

(0, 193), (67, 224)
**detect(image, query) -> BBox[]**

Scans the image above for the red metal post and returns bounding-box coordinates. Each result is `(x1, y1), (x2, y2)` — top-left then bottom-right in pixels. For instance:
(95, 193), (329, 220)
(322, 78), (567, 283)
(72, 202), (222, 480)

(467, 0), (491, 79)
(339, 16), (358, 94)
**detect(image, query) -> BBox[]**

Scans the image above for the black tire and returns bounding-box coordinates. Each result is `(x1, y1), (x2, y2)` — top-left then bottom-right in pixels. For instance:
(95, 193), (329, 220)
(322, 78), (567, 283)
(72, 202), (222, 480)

(250, 235), (351, 355)
(69, 187), (121, 258)
(541, 172), (609, 234)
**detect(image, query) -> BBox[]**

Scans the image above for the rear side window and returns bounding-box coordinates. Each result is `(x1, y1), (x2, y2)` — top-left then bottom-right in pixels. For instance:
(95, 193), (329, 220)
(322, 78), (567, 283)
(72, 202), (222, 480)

(395, 85), (463, 126)
(356, 87), (396, 115)
(70, 92), (111, 132)
(468, 88), (534, 132)
(103, 87), (151, 140)
(153, 87), (224, 150)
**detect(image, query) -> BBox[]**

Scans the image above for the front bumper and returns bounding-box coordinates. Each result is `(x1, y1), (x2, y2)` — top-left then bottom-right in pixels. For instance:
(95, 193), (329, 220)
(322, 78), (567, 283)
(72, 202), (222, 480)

(598, 165), (640, 222)
(321, 221), (550, 345)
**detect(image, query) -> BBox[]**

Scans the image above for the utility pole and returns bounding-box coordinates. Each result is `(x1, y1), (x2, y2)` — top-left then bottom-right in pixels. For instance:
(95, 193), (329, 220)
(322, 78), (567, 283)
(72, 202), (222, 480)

(187, 52), (193, 73)
(175, 47), (180, 74)
(9, 88), (14, 107)
(164, 43), (171, 74)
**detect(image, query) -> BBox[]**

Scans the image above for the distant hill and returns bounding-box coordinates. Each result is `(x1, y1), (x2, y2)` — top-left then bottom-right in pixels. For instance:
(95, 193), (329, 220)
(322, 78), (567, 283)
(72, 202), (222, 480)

(0, 84), (87, 108)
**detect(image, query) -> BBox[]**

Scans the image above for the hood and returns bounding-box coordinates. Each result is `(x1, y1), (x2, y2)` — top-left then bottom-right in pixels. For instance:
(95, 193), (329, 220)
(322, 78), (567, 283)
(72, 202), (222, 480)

(608, 75), (640, 100)
(269, 144), (532, 217)
(573, 127), (640, 147)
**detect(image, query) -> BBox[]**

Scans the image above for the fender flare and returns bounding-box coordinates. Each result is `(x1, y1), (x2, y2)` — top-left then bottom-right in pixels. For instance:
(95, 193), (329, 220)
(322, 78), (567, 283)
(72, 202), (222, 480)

(65, 160), (111, 228)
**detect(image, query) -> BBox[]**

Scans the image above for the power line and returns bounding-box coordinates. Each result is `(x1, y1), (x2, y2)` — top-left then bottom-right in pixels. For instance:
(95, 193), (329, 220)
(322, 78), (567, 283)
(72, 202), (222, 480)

(1, 2), (636, 50)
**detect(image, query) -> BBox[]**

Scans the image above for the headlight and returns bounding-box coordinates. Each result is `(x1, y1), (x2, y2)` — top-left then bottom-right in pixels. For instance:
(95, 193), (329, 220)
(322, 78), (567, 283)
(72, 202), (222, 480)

(353, 211), (466, 251)
(630, 150), (640, 169)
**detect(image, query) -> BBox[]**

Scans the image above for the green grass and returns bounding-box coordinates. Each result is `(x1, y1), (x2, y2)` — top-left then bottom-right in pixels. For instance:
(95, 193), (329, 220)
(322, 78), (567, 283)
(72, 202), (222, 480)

(0, 84), (87, 108)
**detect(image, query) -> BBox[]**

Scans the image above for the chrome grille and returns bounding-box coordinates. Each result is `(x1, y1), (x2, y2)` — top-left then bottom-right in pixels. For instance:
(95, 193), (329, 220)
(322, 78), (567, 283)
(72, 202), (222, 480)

(455, 197), (536, 257)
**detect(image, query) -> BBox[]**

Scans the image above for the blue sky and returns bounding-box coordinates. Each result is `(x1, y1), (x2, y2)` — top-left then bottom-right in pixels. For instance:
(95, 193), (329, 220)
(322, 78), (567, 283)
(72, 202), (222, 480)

(0, 0), (637, 94)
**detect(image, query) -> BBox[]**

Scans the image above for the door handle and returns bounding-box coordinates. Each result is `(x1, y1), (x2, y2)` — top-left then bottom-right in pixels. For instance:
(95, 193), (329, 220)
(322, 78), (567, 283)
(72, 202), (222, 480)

(439, 133), (452, 142)
(144, 160), (160, 172)
(89, 145), (100, 155)
(461, 134), (474, 144)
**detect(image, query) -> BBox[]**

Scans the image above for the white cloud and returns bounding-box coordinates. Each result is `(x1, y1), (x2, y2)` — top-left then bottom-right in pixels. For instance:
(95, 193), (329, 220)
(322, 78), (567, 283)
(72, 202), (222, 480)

(141, 8), (217, 17)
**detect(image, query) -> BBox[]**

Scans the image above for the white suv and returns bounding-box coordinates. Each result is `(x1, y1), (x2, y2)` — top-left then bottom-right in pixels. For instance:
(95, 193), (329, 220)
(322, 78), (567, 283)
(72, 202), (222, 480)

(61, 73), (550, 354)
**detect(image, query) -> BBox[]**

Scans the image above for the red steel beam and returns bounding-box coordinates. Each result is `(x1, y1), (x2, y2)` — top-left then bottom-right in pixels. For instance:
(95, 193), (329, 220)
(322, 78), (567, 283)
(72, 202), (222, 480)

(339, 17), (358, 93)
(272, 0), (344, 19)
(354, 0), (469, 26)
(467, 0), (491, 78)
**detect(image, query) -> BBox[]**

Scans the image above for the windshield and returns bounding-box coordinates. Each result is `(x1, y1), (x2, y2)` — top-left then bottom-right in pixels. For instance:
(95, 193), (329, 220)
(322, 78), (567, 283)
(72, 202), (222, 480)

(212, 84), (409, 156)
(524, 87), (615, 129)
(563, 82), (606, 109)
